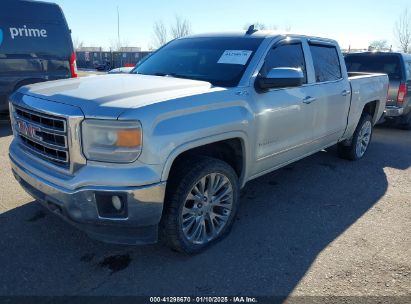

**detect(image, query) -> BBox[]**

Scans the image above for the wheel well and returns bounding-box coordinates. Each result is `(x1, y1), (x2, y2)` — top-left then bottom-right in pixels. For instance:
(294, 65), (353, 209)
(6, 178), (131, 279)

(169, 138), (244, 180)
(362, 100), (377, 121)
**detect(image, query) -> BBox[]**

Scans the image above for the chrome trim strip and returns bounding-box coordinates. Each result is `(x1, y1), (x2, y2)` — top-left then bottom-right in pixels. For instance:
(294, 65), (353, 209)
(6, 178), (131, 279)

(18, 132), (68, 152)
(14, 105), (66, 132)
(37, 129), (68, 148)
(10, 94), (86, 175)
(18, 138), (69, 164)
(13, 106), (70, 166)
(14, 114), (67, 135)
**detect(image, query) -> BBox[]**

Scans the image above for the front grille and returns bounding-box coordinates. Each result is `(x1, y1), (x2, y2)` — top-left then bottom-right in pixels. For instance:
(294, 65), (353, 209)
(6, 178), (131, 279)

(15, 108), (65, 131)
(14, 106), (69, 167)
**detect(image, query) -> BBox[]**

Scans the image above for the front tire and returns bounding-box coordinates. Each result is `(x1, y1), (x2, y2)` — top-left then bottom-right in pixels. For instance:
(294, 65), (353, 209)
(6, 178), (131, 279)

(338, 113), (373, 160)
(161, 156), (240, 254)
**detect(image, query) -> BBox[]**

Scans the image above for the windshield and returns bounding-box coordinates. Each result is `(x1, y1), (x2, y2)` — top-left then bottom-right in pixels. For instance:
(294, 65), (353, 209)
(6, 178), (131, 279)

(132, 37), (264, 87)
(345, 54), (403, 80)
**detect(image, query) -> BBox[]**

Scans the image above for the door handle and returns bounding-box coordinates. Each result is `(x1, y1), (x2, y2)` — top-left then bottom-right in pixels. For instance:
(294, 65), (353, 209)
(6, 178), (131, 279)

(341, 90), (351, 96)
(302, 96), (316, 104)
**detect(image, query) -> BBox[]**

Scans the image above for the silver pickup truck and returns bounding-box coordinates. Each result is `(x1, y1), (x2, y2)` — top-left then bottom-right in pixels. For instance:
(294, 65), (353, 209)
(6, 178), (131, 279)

(8, 30), (388, 253)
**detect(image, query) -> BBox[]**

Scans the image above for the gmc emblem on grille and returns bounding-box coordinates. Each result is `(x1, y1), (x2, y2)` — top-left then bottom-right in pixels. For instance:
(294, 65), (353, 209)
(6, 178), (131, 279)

(16, 120), (42, 141)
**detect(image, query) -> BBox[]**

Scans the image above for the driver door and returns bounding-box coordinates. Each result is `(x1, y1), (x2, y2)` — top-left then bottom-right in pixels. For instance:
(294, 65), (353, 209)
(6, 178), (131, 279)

(252, 40), (317, 176)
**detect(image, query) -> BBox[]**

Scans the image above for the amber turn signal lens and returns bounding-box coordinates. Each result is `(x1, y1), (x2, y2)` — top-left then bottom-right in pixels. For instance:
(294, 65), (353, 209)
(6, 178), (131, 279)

(116, 129), (142, 147)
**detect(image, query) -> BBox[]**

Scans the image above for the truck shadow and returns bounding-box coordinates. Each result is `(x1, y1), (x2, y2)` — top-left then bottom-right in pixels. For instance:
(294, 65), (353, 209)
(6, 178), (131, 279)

(0, 127), (410, 296)
(0, 121), (12, 137)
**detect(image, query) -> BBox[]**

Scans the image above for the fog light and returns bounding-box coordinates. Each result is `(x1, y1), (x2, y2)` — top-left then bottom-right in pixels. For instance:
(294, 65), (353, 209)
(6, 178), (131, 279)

(112, 195), (122, 210)
(95, 192), (127, 219)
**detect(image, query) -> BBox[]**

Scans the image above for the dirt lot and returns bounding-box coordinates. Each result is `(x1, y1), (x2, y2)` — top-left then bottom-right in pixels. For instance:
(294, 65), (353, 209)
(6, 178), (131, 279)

(0, 120), (410, 300)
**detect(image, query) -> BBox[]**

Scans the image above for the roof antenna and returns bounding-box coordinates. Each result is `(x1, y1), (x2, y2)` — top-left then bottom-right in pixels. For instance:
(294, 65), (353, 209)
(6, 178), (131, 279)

(246, 24), (257, 35)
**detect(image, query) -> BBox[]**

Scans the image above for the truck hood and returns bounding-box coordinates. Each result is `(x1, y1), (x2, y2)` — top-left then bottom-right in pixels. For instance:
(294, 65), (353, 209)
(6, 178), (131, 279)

(19, 74), (216, 118)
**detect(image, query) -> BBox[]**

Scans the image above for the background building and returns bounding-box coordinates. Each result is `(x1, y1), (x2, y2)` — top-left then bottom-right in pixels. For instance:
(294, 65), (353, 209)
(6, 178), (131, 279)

(76, 47), (151, 70)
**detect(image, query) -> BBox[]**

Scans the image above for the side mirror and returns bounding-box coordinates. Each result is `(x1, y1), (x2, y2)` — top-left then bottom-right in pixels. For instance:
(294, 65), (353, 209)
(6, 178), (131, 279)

(256, 67), (304, 90)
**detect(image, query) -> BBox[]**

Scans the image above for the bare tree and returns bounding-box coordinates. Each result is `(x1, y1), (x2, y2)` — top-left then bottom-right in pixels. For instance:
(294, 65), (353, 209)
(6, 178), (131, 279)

(244, 23), (287, 31)
(72, 37), (84, 50)
(109, 38), (129, 51)
(110, 39), (121, 51)
(369, 39), (390, 51)
(150, 16), (191, 49)
(147, 44), (156, 51)
(170, 16), (192, 39)
(394, 8), (411, 53)
(153, 21), (168, 48)
(243, 22), (268, 30)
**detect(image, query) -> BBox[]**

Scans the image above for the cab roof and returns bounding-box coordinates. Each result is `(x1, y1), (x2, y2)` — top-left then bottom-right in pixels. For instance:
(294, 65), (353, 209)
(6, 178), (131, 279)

(182, 30), (338, 45)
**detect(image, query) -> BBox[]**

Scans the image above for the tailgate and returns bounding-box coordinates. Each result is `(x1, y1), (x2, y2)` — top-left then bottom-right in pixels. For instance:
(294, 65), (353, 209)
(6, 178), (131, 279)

(387, 79), (401, 106)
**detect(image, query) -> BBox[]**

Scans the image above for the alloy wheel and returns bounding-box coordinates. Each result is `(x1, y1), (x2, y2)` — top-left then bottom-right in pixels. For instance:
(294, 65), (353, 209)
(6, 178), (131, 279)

(356, 120), (372, 157)
(180, 173), (233, 245)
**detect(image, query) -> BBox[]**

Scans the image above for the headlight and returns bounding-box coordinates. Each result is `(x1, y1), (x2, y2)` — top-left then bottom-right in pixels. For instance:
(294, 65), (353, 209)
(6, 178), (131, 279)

(82, 120), (142, 163)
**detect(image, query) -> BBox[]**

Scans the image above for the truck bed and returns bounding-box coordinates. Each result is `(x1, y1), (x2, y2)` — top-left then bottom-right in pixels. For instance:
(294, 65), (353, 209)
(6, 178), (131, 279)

(347, 71), (382, 78)
(343, 72), (388, 139)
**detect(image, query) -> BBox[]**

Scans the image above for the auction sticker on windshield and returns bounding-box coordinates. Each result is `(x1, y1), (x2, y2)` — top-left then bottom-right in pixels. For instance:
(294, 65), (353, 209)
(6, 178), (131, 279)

(217, 50), (253, 65)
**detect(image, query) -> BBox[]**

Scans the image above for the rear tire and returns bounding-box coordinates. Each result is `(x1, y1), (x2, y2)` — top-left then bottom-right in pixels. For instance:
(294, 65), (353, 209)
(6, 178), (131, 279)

(161, 156), (240, 254)
(338, 113), (373, 161)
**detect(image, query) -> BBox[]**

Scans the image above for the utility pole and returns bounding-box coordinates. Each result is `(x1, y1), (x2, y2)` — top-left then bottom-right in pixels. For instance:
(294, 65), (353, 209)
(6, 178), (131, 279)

(117, 6), (121, 49)
(117, 6), (121, 67)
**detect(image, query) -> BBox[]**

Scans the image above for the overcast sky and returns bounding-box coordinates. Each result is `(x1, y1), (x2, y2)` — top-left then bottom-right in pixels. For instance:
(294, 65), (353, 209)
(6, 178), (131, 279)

(51, 0), (409, 51)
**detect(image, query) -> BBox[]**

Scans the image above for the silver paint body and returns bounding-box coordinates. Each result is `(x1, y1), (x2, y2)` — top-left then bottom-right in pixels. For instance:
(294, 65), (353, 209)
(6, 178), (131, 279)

(8, 32), (388, 243)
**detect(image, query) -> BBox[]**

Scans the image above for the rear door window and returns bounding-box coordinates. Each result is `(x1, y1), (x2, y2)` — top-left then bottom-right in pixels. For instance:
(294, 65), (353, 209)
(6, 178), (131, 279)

(345, 55), (403, 80)
(309, 44), (342, 82)
(406, 61), (411, 80)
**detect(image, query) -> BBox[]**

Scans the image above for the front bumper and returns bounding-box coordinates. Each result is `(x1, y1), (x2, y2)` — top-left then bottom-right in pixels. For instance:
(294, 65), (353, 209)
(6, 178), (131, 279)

(10, 151), (167, 245)
(384, 106), (404, 117)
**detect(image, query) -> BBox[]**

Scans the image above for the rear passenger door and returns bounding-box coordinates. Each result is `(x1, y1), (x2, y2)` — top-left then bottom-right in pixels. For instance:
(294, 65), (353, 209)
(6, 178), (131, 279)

(305, 42), (351, 148)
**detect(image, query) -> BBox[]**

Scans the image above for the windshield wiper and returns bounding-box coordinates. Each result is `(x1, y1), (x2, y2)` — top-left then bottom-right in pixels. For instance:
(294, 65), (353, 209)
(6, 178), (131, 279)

(136, 71), (200, 81)
(152, 72), (192, 79)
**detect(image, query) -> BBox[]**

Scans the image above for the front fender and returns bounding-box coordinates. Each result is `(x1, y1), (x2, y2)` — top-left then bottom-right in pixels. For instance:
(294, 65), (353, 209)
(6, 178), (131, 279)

(118, 89), (254, 186)
(160, 130), (250, 187)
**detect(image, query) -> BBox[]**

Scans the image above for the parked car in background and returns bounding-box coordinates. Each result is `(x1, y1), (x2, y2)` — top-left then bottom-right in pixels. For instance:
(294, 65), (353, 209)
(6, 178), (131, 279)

(9, 30), (388, 253)
(345, 52), (411, 129)
(0, 0), (77, 114)
(108, 67), (134, 74)
(94, 60), (111, 71)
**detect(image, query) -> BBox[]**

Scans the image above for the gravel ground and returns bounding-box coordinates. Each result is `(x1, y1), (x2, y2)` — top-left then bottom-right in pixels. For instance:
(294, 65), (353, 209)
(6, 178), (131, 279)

(0, 120), (410, 300)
